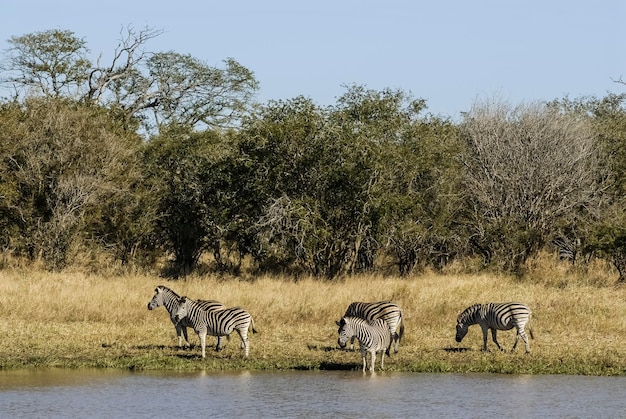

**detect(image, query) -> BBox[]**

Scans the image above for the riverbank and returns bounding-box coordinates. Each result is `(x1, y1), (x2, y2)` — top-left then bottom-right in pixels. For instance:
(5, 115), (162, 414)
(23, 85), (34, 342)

(1, 266), (625, 375)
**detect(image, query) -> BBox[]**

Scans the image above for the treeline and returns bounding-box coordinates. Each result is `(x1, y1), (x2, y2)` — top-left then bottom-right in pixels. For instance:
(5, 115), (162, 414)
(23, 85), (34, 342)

(1, 28), (626, 280)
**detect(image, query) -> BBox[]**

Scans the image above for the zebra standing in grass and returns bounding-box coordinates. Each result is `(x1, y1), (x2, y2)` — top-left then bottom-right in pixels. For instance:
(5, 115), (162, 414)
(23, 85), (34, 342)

(147, 285), (226, 348)
(343, 301), (404, 353)
(174, 296), (257, 358)
(336, 316), (392, 372)
(455, 302), (534, 353)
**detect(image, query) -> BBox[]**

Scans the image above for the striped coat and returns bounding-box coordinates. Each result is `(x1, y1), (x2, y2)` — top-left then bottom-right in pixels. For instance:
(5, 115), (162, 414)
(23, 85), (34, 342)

(337, 316), (392, 372)
(455, 302), (533, 353)
(174, 296), (257, 358)
(343, 301), (404, 353)
(147, 285), (225, 347)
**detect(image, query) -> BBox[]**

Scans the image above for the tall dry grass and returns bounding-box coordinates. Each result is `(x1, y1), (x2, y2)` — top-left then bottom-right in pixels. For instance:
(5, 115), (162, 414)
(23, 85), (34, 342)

(1, 258), (626, 374)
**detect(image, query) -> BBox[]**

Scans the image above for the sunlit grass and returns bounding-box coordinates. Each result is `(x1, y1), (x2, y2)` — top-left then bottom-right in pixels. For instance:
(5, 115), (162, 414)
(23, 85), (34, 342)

(1, 260), (625, 375)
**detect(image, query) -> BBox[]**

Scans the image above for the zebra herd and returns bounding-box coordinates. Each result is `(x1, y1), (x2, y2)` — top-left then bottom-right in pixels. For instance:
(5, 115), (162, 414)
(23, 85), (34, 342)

(147, 285), (533, 372)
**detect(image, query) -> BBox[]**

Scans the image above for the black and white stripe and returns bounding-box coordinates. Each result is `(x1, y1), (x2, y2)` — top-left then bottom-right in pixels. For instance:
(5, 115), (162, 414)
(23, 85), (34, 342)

(343, 301), (404, 353)
(147, 285), (225, 348)
(174, 296), (257, 358)
(455, 302), (534, 353)
(336, 316), (392, 372)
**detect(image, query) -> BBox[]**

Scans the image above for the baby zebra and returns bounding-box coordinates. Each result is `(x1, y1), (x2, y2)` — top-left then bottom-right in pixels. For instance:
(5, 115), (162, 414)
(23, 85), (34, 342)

(336, 316), (392, 372)
(343, 301), (404, 353)
(455, 302), (534, 353)
(147, 285), (226, 348)
(174, 296), (257, 358)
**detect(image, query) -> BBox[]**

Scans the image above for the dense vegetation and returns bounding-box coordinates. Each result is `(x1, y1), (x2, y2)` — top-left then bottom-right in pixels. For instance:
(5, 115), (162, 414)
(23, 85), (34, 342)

(1, 27), (626, 280)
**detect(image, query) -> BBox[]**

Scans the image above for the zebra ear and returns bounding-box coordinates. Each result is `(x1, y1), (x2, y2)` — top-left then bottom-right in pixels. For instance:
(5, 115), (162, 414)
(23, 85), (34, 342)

(335, 320), (341, 326)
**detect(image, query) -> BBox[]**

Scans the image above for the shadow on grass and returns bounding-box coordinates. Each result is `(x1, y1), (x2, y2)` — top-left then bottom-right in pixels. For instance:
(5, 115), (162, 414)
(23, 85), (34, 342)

(307, 344), (343, 352)
(131, 344), (176, 350)
(442, 347), (472, 352)
(174, 353), (200, 360)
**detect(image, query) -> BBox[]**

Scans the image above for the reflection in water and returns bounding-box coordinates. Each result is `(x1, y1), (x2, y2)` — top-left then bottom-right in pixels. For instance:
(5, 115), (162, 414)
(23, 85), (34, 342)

(1, 369), (626, 418)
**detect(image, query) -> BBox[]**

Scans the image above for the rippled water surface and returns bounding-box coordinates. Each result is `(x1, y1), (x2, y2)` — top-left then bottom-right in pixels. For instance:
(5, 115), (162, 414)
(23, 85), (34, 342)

(1, 369), (625, 418)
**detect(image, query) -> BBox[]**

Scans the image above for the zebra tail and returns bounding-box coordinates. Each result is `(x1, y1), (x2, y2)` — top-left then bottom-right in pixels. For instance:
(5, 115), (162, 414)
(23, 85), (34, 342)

(250, 317), (258, 334)
(528, 327), (534, 340)
(398, 317), (405, 341)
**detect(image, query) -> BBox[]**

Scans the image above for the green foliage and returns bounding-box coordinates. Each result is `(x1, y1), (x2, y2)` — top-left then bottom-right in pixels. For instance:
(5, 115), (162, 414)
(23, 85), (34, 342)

(238, 87), (465, 277)
(550, 94), (626, 280)
(0, 98), (143, 269)
(2, 27), (626, 279)
(3, 29), (91, 98)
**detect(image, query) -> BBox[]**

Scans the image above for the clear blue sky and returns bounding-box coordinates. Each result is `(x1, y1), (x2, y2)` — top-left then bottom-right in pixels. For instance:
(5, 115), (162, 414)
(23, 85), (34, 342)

(2, 0), (625, 119)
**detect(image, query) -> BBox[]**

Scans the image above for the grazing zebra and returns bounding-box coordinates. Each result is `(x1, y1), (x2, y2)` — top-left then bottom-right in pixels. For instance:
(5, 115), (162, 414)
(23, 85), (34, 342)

(147, 285), (226, 348)
(343, 301), (404, 353)
(174, 296), (257, 358)
(455, 302), (534, 353)
(336, 316), (392, 372)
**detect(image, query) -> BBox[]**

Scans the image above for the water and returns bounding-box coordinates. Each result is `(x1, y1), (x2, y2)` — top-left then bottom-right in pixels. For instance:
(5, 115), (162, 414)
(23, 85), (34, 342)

(1, 369), (625, 418)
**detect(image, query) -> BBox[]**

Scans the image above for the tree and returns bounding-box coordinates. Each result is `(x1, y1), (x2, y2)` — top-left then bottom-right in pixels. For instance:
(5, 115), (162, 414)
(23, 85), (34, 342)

(553, 94), (626, 281)
(378, 116), (465, 274)
(143, 126), (238, 275)
(460, 98), (606, 273)
(248, 86), (460, 277)
(86, 27), (259, 133)
(0, 98), (143, 269)
(236, 97), (329, 274)
(2, 29), (91, 98)
(2, 27), (259, 135)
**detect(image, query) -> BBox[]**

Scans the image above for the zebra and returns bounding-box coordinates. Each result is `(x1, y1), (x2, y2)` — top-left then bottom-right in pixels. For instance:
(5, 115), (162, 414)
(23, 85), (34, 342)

(343, 301), (404, 353)
(174, 296), (257, 358)
(147, 285), (226, 348)
(455, 302), (534, 353)
(336, 316), (392, 372)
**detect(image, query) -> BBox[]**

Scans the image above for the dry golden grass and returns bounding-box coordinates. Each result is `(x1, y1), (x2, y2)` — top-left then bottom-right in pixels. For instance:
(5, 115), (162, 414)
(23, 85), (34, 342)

(1, 259), (626, 374)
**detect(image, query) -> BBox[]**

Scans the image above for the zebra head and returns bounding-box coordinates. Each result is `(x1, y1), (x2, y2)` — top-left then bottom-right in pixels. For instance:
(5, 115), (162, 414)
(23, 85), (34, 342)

(455, 304), (479, 342)
(173, 296), (189, 324)
(147, 286), (165, 310)
(455, 321), (469, 343)
(336, 317), (353, 349)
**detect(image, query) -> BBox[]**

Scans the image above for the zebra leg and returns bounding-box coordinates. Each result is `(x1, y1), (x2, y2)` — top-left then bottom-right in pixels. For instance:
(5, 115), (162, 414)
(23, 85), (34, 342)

(361, 349), (367, 372)
(392, 331), (399, 353)
(199, 331), (207, 358)
(243, 338), (249, 358)
(236, 329), (250, 358)
(176, 324), (189, 348)
(480, 325), (490, 351)
(513, 328), (531, 353)
(491, 329), (504, 351)
(215, 336), (223, 352)
(370, 351), (376, 373)
(350, 335), (356, 350)
(182, 327), (190, 347)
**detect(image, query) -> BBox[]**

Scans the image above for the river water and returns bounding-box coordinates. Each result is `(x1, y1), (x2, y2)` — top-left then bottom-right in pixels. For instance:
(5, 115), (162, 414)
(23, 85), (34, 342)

(1, 369), (625, 418)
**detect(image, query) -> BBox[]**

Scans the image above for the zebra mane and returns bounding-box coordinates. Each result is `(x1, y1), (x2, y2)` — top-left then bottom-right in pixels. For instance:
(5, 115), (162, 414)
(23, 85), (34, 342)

(457, 303), (482, 324)
(156, 285), (179, 297)
(340, 316), (374, 327)
(156, 286), (182, 313)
